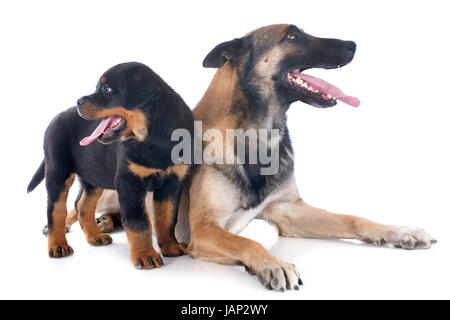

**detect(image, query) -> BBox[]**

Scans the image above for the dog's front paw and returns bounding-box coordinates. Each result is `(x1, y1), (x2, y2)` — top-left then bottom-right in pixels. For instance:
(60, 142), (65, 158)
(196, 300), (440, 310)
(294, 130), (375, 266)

(132, 252), (164, 270)
(160, 242), (188, 257)
(367, 226), (437, 250)
(253, 259), (302, 291)
(87, 233), (113, 246)
(48, 244), (74, 258)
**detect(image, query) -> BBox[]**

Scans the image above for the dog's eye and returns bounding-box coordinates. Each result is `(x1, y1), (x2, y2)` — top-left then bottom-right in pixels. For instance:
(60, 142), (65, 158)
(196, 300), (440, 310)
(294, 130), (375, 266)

(101, 84), (114, 96)
(287, 32), (297, 40)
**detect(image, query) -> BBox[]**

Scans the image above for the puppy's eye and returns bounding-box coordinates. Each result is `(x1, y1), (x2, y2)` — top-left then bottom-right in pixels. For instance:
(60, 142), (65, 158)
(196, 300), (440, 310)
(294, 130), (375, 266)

(287, 32), (297, 40)
(101, 84), (113, 96)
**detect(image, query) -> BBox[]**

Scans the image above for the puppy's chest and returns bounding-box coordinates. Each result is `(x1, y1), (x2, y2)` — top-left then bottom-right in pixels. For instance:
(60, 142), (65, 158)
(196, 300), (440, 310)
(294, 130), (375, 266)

(127, 161), (176, 190)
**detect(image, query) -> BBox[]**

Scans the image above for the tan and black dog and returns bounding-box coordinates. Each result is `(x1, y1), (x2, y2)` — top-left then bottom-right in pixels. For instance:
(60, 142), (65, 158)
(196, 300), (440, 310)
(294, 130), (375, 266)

(28, 62), (193, 269)
(72, 25), (436, 290)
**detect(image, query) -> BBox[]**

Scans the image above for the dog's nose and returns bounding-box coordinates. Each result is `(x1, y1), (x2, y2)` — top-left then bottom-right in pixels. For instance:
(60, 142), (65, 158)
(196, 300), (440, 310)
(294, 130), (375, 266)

(77, 97), (87, 106)
(345, 41), (357, 54)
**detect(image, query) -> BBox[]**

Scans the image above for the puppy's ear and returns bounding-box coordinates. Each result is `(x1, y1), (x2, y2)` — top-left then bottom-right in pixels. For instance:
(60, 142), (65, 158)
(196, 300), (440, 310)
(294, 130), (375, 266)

(203, 38), (245, 68)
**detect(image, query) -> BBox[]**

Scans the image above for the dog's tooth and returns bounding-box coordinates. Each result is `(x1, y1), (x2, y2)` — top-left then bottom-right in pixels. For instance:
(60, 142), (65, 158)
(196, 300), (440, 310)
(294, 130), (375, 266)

(301, 83), (308, 88)
(327, 94), (333, 99)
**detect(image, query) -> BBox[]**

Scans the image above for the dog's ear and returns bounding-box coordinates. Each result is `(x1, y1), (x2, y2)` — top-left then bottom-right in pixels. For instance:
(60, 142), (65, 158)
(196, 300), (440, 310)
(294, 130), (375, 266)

(203, 38), (245, 68)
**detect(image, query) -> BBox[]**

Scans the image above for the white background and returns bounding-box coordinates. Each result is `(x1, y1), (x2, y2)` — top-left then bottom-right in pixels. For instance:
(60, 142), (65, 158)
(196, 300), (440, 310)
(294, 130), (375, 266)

(0, 0), (449, 300)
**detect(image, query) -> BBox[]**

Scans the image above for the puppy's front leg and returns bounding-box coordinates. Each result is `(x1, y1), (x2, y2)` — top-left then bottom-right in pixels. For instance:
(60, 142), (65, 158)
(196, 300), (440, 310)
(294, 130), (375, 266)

(116, 172), (163, 269)
(153, 180), (188, 257)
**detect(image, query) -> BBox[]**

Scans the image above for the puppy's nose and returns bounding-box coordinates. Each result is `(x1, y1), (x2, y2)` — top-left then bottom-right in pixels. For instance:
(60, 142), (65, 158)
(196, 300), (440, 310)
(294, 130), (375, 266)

(345, 41), (356, 54)
(77, 96), (87, 106)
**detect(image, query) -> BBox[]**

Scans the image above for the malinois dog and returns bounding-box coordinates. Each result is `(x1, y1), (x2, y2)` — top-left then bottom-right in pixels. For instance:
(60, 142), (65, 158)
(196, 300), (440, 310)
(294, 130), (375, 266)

(65, 25), (436, 290)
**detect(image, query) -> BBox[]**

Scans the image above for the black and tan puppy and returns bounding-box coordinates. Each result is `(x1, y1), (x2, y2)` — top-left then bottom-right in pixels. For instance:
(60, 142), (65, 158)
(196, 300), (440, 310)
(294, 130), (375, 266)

(27, 62), (193, 269)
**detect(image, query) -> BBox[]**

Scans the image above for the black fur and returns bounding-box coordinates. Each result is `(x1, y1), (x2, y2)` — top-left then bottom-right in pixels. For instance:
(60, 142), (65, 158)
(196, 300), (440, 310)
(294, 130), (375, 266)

(27, 160), (45, 193)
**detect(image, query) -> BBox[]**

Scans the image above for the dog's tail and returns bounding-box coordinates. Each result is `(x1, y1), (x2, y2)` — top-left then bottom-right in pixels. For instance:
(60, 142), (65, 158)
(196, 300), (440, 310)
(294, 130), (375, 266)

(27, 160), (45, 193)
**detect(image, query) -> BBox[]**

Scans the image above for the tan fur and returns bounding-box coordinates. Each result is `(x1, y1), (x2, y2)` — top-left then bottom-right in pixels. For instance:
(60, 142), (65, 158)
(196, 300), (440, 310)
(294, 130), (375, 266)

(65, 208), (78, 232)
(169, 164), (189, 180)
(76, 188), (112, 246)
(125, 206), (163, 270)
(128, 161), (164, 178)
(128, 161), (189, 180)
(65, 192), (121, 233)
(153, 199), (188, 257)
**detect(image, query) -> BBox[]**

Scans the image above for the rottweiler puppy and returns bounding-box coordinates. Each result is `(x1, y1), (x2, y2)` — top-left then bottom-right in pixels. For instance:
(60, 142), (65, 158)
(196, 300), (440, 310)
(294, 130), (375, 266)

(27, 62), (194, 269)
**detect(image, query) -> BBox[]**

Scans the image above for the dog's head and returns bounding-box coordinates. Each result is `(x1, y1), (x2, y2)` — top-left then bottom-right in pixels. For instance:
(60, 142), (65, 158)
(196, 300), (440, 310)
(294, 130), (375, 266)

(77, 62), (162, 146)
(203, 24), (359, 109)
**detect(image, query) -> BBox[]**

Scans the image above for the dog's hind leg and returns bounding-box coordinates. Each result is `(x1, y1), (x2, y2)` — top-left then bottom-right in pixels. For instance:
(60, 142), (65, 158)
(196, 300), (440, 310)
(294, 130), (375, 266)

(46, 172), (75, 258)
(42, 207), (77, 236)
(65, 208), (78, 232)
(75, 182), (112, 246)
(61, 208), (119, 234)
(60, 186), (84, 234)
(259, 198), (437, 250)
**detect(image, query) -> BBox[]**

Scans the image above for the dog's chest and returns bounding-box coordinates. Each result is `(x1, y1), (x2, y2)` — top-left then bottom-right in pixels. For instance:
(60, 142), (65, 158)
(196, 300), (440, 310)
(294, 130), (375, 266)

(220, 192), (279, 234)
(230, 131), (294, 208)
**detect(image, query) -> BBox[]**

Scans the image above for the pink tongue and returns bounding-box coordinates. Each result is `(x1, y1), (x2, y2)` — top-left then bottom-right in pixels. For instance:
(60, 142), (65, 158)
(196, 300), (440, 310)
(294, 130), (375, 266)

(79, 117), (113, 146)
(299, 73), (360, 107)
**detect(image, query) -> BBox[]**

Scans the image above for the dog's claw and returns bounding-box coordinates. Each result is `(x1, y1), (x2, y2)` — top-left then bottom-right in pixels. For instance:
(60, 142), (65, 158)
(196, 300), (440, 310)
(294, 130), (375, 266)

(48, 244), (74, 258)
(132, 252), (164, 270)
(369, 227), (436, 250)
(256, 260), (300, 291)
(87, 233), (113, 246)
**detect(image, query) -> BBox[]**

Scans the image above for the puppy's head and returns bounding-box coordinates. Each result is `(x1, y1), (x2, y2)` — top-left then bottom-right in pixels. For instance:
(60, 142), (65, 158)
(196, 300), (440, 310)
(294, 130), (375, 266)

(203, 24), (359, 109)
(77, 62), (161, 146)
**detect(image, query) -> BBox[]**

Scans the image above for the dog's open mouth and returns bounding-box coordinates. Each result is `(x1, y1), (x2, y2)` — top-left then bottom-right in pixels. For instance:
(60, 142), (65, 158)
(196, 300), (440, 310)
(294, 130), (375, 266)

(287, 68), (360, 108)
(79, 115), (126, 146)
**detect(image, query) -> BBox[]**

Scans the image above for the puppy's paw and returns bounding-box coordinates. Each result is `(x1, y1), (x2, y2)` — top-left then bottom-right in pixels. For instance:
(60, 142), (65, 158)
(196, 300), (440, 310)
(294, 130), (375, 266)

(48, 244), (74, 258)
(132, 252), (164, 270)
(87, 233), (113, 246)
(367, 226), (437, 250)
(160, 242), (188, 257)
(43, 225), (49, 237)
(254, 259), (302, 291)
(96, 216), (114, 233)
